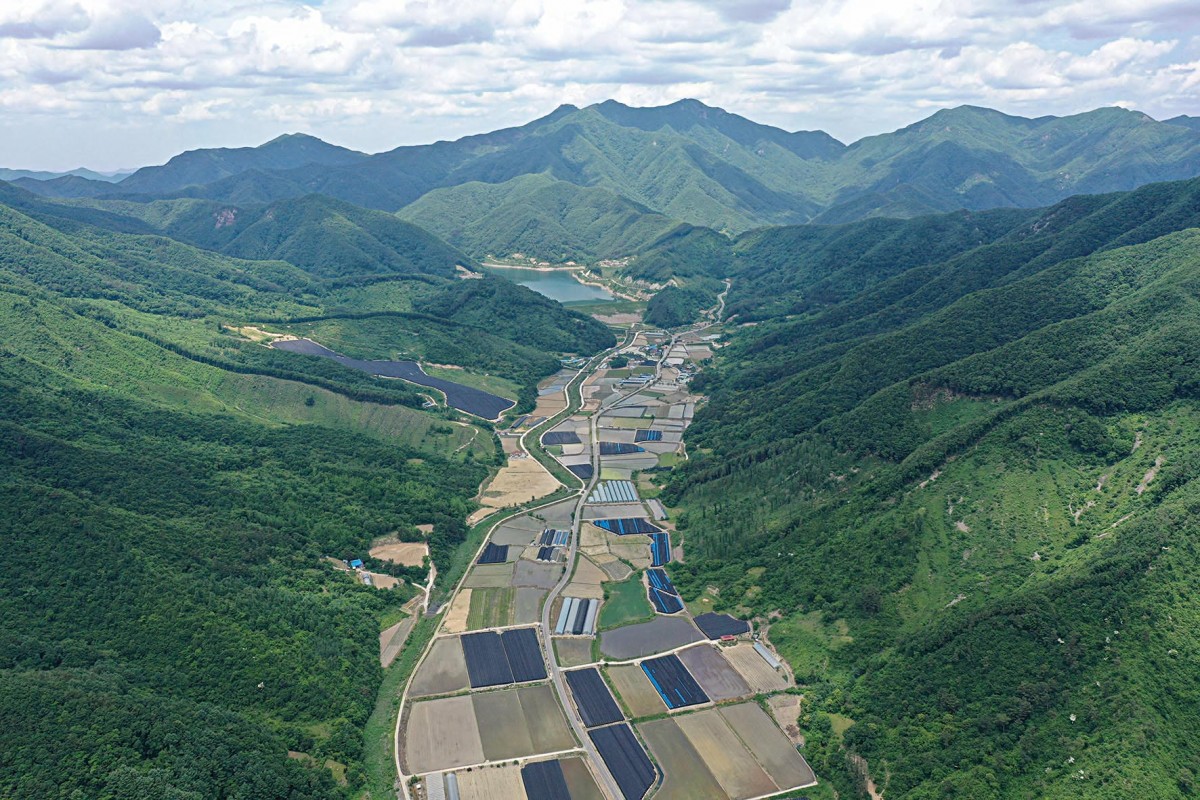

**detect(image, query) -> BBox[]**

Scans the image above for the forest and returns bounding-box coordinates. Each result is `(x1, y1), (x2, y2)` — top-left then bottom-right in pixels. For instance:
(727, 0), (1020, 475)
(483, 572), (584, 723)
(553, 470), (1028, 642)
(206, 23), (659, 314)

(659, 177), (1200, 798)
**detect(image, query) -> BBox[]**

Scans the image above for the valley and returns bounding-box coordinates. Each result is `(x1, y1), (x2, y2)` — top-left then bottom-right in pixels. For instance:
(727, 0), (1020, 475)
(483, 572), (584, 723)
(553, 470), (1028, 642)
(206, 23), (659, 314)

(4, 95), (1200, 800)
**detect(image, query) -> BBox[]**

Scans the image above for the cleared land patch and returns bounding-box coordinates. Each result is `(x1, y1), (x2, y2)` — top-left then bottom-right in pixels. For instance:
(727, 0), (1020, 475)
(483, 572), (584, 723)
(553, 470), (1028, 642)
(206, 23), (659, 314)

(554, 637), (595, 668)
(468, 450), (561, 524)
(369, 540), (428, 566)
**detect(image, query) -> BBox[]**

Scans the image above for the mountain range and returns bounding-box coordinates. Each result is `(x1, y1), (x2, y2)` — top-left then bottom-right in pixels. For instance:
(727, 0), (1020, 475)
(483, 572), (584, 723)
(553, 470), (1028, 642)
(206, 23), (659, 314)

(13, 100), (1200, 263)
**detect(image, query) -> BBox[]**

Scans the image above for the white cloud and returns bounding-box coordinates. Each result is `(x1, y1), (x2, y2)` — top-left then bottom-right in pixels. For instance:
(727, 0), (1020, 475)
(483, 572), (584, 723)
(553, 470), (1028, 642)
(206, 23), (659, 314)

(0, 0), (1197, 170)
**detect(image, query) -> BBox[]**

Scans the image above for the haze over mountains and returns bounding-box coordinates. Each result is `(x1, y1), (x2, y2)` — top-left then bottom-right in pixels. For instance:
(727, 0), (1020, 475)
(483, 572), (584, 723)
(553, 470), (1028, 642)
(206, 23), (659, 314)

(15, 100), (1200, 261)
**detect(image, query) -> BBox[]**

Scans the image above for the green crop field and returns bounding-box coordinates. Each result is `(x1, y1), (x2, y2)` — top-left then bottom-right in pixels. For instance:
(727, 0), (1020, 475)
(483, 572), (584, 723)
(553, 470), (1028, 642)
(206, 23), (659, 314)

(598, 573), (654, 630)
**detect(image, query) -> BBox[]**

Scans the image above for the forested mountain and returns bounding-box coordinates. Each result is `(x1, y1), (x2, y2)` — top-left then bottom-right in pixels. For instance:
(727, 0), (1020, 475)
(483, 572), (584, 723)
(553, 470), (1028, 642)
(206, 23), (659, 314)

(118, 133), (367, 194)
(87, 194), (473, 279)
(19, 101), (1200, 257)
(396, 173), (681, 262)
(660, 176), (1200, 798)
(0, 179), (617, 796)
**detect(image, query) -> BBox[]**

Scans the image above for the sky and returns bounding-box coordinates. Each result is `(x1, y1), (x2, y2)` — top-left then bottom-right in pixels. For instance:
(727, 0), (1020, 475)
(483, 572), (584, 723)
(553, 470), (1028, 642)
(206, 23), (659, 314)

(1, 0), (1199, 171)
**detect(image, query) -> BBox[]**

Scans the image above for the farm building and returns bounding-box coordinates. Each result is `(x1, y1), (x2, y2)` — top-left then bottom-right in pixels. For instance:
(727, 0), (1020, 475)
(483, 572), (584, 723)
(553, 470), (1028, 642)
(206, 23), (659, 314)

(754, 642), (783, 670)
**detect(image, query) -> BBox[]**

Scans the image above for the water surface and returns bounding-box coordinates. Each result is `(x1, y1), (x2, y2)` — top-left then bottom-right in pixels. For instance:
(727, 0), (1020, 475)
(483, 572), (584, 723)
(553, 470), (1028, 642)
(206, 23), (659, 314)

(486, 265), (616, 304)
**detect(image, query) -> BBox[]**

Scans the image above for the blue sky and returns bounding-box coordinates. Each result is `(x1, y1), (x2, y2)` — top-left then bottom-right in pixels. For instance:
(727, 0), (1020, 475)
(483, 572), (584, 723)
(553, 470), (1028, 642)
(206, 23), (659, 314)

(1, 0), (1198, 170)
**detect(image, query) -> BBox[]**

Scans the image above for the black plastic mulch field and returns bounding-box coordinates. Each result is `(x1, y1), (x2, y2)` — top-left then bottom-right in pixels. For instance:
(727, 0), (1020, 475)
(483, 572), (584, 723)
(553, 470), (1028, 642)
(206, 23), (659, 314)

(589, 724), (656, 800)
(542, 431), (582, 446)
(568, 464), (594, 480)
(272, 338), (514, 419)
(460, 631), (513, 687)
(693, 612), (751, 639)
(521, 760), (571, 800)
(501, 628), (547, 683)
(566, 668), (624, 728)
(477, 542), (509, 564)
(641, 654), (709, 709)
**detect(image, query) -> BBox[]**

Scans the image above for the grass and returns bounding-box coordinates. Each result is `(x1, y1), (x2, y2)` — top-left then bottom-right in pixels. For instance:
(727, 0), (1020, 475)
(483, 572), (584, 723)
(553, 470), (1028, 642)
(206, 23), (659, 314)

(598, 573), (654, 630)
(422, 364), (520, 401)
(770, 612), (853, 684)
(357, 613), (439, 799)
(657, 452), (679, 468)
(607, 417), (651, 429)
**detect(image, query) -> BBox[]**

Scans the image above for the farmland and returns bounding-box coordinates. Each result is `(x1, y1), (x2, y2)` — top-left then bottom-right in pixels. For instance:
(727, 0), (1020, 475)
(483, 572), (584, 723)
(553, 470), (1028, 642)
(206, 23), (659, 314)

(598, 574), (654, 629)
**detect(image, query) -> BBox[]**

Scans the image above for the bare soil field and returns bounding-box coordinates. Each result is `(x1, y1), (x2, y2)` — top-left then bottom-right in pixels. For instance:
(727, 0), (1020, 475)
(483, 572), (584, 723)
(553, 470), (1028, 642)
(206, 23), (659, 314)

(369, 540), (429, 566)
(513, 560), (563, 590)
(455, 764), (527, 800)
(720, 702), (816, 790)
(568, 556), (607, 586)
(555, 637), (595, 668)
(583, 504), (648, 520)
(380, 616), (415, 668)
(473, 688), (535, 760)
(675, 709), (775, 799)
(519, 684), (577, 752)
(367, 572), (399, 589)
(402, 695), (484, 773)
(408, 637), (470, 698)
(560, 757), (606, 800)
(723, 644), (790, 692)
(514, 587), (546, 624)
(638, 718), (726, 800)
(473, 684), (575, 761)
(606, 665), (667, 717)
(463, 563), (516, 588)
(468, 449), (561, 524)
(599, 616), (703, 660)
(678, 645), (752, 702)
(766, 694), (804, 746)
(443, 588), (472, 634)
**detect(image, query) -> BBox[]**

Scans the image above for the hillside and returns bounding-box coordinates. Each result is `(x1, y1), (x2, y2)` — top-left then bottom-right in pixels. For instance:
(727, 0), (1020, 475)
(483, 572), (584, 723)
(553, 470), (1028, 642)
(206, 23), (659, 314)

(660, 177), (1200, 798)
(0, 176), (622, 796)
(92, 194), (473, 279)
(397, 173), (682, 262)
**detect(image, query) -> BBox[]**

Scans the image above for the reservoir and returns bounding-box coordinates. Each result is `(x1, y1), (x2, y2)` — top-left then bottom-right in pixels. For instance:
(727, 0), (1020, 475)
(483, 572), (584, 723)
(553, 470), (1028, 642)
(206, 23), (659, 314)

(486, 265), (616, 304)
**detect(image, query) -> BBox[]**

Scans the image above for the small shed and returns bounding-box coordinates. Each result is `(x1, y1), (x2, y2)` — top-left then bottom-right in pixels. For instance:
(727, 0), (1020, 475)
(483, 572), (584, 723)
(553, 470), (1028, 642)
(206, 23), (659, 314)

(349, 558), (364, 569)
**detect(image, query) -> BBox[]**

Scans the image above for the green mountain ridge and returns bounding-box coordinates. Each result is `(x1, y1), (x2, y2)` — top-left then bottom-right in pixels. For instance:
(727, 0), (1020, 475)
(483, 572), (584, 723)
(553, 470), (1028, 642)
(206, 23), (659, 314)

(20, 101), (1200, 255)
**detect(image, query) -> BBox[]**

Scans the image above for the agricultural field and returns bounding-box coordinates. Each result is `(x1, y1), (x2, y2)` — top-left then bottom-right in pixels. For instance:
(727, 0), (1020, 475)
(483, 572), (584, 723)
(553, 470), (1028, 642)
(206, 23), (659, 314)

(677, 644), (753, 702)
(554, 637), (595, 668)
(720, 703), (816, 790)
(402, 695), (485, 773)
(638, 717), (727, 800)
(598, 574), (654, 630)
(407, 637), (471, 698)
(606, 665), (667, 718)
(473, 685), (576, 761)
(453, 763), (527, 799)
(467, 587), (515, 629)
(722, 644), (791, 693)
(599, 616), (703, 659)
(674, 710), (776, 798)
(559, 757), (606, 800)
